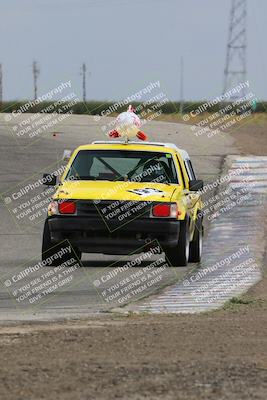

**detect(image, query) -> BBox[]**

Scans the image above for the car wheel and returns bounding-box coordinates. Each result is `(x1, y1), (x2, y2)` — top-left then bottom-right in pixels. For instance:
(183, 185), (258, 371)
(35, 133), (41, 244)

(73, 247), (82, 260)
(165, 218), (190, 267)
(42, 219), (55, 262)
(42, 220), (81, 266)
(189, 215), (203, 263)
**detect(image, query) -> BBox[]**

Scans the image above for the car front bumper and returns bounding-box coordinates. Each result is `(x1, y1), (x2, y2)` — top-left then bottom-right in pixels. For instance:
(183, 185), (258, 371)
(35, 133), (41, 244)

(47, 216), (180, 255)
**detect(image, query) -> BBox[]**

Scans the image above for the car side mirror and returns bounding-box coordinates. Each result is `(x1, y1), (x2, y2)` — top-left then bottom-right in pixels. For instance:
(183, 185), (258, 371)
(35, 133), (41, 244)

(189, 179), (203, 191)
(43, 173), (57, 186)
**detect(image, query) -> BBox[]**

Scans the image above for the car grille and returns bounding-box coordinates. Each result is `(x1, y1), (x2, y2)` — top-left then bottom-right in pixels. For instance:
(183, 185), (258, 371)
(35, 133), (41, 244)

(76, 200), (152, 221)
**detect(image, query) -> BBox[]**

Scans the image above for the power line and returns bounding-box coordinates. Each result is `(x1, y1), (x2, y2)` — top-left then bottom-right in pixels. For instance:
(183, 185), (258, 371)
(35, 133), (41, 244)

(0, 63), (2, 104)
(179, 56), (184, 114)
(33, 61), (40, 100)
(81, 63), (87, 102)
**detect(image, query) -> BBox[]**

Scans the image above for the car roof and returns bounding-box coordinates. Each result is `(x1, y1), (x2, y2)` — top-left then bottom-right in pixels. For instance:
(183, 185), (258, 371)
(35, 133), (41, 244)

(76, 141), (190, 161)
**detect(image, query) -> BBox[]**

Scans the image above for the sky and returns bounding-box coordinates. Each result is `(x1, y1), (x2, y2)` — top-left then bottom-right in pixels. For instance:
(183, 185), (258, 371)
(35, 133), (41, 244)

(0, 0), (266, 101)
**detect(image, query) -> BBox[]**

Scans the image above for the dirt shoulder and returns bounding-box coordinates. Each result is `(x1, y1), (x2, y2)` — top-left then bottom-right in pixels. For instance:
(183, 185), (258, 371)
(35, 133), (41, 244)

(158, 112), (267, 156)
(0, 280), (266, 400)
(228, 113), (267, 156)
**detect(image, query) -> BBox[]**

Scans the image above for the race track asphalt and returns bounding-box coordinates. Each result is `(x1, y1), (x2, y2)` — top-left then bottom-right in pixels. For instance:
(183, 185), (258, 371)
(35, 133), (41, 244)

(0, 113), (236, 322)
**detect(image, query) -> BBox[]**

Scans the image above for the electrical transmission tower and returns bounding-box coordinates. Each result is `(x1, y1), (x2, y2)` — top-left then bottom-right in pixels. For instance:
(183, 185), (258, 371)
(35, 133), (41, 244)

(81, 63), (86, 102)
(223, 0), (247, 99)
(0, 64), (2, 104)
(33, 61), (40, 100)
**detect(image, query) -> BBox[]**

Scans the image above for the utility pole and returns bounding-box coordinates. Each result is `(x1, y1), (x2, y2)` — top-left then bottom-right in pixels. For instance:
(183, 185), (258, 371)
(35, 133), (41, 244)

(179, 56), (184, 114)
(81, 63), (86, 102)
(223, 0), (247, 100)
(0, 63), (2, 105)
(33, 61), (40, 100)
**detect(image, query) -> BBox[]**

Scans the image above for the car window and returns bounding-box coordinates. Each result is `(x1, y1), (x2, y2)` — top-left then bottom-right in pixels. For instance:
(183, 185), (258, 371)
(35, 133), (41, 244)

(188, 160), (196, 179)
(185, 160), (196, 180)
(176, 155), (186, 188)
(184, 160), (196, 180)
(66, 150), (179, 184)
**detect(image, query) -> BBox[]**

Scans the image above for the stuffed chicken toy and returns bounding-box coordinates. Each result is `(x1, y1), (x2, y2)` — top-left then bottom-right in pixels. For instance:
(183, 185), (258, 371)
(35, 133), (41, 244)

(108, 105), (147, 141)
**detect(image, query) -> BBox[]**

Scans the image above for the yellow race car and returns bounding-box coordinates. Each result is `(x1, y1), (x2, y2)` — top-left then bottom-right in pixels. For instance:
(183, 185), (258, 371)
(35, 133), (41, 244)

(42, 141), (203, 267)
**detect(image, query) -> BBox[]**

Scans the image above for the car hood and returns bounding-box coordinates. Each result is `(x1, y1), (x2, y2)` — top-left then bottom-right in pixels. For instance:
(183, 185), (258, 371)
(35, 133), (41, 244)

(54, 180), (180, 202)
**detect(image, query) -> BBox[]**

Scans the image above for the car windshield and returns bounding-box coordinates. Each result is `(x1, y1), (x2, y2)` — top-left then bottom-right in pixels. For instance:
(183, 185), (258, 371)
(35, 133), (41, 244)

(65, 150), (178, 184)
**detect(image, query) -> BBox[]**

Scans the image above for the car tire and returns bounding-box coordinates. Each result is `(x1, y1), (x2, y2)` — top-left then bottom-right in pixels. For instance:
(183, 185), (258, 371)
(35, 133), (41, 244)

(42, 219), (55, 262)
(42, 219), (81, 266)
(165, 218), (190, 267)
(73, 248), (82, 261)
(189, 215), (203, 263)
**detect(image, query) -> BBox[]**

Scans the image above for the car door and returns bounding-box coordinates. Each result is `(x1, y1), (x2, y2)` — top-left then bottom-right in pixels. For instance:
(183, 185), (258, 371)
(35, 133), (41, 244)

(182, 158), (202, 239)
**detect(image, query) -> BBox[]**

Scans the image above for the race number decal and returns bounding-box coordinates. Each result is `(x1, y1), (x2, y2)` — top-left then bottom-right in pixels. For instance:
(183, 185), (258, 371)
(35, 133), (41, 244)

(128, 188), (164, 197)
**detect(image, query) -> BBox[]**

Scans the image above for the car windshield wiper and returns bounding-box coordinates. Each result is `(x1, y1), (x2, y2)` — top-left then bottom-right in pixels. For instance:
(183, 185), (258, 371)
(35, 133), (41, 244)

(67, 176), (97, 181)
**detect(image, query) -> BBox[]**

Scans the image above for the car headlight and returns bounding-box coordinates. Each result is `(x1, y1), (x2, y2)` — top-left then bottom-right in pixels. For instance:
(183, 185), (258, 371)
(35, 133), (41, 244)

(48, 201), (59, 216)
